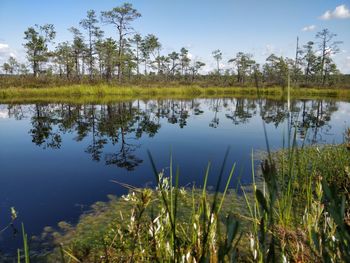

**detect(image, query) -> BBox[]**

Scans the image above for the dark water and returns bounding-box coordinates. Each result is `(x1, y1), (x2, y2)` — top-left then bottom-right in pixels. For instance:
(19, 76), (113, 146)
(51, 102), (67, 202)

(0, 98), (349, 253)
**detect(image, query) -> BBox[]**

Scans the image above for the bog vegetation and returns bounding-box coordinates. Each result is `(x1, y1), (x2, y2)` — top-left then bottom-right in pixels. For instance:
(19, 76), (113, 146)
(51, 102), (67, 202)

(1, 2), (349, 89)
(13, 137), (350, 262)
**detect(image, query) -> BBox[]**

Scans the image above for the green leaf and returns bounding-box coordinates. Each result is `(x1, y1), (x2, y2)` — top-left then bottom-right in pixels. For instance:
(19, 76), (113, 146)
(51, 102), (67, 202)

(256, 189), (268, 212)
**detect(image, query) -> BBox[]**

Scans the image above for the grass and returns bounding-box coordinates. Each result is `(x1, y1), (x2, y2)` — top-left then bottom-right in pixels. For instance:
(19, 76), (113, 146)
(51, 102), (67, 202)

(1, 85), (350, 104)
(27, 138), (349, 262)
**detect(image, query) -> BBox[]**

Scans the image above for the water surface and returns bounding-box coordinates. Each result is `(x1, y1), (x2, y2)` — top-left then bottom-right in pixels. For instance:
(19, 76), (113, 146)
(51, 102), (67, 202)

(0, 97), (349, 253)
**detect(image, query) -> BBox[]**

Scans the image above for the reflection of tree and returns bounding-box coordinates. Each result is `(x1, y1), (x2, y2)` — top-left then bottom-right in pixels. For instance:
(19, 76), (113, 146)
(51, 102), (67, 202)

(105, 130), (143, 171)
(136, 112), (160, 138)
(84, 105), (107, 162)
(209, 99), (221, 128)
(226, 98), (256, 125)
(99, 103), (143, 171)
(295, 100), (337, 143)
(9, 98), (340, 170)
(156, 100), (192, 128)
(7, 105), (26, 120)
(260, 100), (289, 127)
(29, 105), (62, 149)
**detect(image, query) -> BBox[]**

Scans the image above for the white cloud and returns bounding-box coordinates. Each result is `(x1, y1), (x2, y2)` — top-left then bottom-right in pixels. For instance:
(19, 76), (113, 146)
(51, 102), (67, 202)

(0, 43), (9, 50)
(0, 43), (25, 69)
(320, 5), (350, 20)
(0, 43), (12, 63)
(301, 25), (316, 32)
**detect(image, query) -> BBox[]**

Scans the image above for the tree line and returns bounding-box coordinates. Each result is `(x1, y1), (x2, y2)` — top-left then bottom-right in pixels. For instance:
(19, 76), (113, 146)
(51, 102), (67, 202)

(1, 2), (346, 87)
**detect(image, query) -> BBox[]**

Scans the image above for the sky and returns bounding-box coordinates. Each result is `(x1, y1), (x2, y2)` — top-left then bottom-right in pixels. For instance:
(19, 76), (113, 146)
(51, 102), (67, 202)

(0, 0), (350, 73)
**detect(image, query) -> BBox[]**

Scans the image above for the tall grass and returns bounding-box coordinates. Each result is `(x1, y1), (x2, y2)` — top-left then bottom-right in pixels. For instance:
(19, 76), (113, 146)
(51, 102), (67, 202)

(1, 85), (350, 104)
(31, 139), (349, 262)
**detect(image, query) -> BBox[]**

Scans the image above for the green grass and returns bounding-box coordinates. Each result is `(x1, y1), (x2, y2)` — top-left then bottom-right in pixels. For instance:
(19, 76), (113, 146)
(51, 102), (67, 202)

(1, 85), (350, 104)
(32, 141), (350, 263)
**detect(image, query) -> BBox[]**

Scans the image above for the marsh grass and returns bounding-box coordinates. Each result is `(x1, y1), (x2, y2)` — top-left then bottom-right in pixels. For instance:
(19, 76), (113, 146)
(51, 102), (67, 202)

(1, 85), (350, 104)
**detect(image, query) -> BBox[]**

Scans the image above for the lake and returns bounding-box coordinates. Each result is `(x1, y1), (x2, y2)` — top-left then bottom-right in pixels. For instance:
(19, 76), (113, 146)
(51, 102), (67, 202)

(0, 97), (349, 254)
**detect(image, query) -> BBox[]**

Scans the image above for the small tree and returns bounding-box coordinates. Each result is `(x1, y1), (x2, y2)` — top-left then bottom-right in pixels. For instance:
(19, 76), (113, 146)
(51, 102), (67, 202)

(168, 51), (179, 76)
(189, 61), (205, 81)
(315, 28), (342, 85)
(80, 10), (103, 79)
(55, 42), (74, 78)
(130, 33), (142, 75)
(212, 49), (222, 74)
(23, 24), (56, 77)
(180, 47), (190, 76)
(101, 3), (141, 82)
(2, 62), (11, 75)
(228, 52), (255, 85)
(69, 27), (86, 78)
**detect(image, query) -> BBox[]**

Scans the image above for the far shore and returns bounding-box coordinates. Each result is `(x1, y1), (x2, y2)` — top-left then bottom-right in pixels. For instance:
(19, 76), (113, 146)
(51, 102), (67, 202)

(1, 85), (350, 104)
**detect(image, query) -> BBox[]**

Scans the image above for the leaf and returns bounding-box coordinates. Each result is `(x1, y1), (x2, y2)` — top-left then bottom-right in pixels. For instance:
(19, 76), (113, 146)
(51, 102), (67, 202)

(226, 214), (239, 246)
(256, 189), (268, 212)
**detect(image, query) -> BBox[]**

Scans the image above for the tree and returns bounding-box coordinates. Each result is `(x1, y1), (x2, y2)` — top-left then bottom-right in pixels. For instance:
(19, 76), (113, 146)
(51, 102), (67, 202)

(23, 24), (56, 77)
(2, 62), (11, 75)
(212, 49), (222, 74)
(69, 27), (86, 78)
(55, 42), (74, 78)
(293, 36), (303, 83)
(168, 51), (179, 76)
(9, 57), (19, 74)
(130, 33), (142, 75)
(19, 63), (30, 75)
(228, 52), (255, 85)
(189, 61), (205, 81)
(100, 38), (118, 80)
(315, 28), (342, 85)
(263, 54), (289, 88)
(2, 56), (19, 74)
(140, 39), (151, 75)
(101, 3), (141, 82)
(142, 34), (161, 73)
(303, 41), (317, 83)
(180, 47), (190, 76)
(80, 10), (103, 79)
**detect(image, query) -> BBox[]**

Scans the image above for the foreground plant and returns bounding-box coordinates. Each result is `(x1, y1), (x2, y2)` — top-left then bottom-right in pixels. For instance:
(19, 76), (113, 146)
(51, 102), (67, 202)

(27, 143), (350, 262)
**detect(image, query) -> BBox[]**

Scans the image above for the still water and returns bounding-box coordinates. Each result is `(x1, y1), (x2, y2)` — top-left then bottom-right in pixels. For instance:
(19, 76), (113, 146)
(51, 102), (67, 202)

(0, 98), (349, 253)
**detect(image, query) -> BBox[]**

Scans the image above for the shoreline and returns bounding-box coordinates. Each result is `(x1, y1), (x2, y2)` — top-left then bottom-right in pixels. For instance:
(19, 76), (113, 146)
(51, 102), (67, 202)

(1, 85), (350, 103)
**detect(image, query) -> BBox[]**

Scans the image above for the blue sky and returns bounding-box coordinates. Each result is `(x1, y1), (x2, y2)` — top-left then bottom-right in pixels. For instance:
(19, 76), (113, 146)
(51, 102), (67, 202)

(0, 0), (350, 73)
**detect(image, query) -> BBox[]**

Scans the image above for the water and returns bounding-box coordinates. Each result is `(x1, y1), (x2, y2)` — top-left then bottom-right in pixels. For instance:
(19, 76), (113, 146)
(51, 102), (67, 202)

(0, 97), (349, 254)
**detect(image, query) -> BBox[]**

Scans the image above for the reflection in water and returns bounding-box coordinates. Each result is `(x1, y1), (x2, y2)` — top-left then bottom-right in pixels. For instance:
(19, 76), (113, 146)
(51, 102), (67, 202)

(0, 98), (348, 255)
(5, 98), (340, 171)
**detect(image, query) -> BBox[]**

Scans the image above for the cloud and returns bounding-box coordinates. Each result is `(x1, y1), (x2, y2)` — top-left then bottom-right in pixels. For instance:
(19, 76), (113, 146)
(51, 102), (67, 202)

(0, 42), (25, 65)
(0, 43), (12, 62)
(336, 56), (350, 74)
(301, 25), (316, 32)
(320, 4), (350, 20)
(0, 43), (27, 73)
(0, 43), (9, 49)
